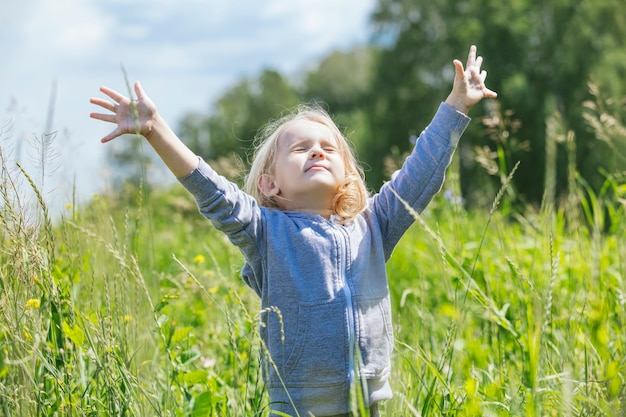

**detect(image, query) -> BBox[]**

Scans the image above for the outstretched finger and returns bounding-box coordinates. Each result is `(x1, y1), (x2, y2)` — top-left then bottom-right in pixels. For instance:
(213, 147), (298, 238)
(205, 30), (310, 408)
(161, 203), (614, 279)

(134, 81), (146, 100)
(466, 45), (477, 68)
(99, 85), (127, 103)
(89, 111), (117, 123)
(90, 97), (117, 113)
(475, 55), (483, 71)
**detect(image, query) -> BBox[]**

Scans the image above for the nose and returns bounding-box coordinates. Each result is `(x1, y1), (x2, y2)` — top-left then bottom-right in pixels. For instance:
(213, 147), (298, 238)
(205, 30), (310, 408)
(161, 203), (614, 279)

(310, 146), (326, 159)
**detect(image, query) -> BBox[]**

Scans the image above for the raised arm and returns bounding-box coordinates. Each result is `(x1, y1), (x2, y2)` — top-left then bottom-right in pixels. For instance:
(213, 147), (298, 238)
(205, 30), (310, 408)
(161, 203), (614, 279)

(444, 45), (498, 115)
(90, 81), (198, 178)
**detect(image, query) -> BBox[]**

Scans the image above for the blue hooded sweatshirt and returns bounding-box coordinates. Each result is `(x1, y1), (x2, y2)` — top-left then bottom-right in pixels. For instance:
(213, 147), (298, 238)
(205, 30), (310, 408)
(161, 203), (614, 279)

(178, 103), (470, 416)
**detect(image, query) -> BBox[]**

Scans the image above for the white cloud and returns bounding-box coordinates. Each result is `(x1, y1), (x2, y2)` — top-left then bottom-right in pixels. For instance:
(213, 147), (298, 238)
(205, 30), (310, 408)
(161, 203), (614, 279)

(21, 0), (113, 56)
(0, 0), (377, 216)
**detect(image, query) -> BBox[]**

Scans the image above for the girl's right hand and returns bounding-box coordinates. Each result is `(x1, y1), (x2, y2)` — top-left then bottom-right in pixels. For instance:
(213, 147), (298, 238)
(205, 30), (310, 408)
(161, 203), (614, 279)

(90, 81), (157, 143)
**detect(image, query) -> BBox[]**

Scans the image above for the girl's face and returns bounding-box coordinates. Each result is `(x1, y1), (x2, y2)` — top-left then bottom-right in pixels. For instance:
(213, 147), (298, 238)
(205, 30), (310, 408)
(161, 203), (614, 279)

(259, 119), (347, 213)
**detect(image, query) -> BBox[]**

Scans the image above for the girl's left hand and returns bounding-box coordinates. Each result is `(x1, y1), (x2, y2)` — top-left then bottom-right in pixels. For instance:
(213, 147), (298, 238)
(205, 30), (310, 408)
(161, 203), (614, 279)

(445, 45), (498, 114)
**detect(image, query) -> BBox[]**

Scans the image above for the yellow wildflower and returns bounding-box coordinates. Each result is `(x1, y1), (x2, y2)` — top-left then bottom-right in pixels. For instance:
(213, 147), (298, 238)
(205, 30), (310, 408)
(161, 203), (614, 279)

(193, 254), (206, 264)
(26, 299), (40, 309)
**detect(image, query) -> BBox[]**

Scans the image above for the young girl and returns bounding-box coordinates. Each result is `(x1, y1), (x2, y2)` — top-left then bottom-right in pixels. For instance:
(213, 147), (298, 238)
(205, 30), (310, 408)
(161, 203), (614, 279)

(90, 45), (497, 416)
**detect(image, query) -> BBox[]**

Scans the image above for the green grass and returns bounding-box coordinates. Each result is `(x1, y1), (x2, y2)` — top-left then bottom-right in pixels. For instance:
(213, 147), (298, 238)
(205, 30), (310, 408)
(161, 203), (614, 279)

(1, 141), (625, 416)
(387, 188), (626, 416)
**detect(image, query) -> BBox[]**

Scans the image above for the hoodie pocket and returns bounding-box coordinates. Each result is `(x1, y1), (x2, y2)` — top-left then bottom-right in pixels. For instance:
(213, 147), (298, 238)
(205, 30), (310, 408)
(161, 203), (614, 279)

(268, 298), (348, 385)
(356, 295), (394, 377)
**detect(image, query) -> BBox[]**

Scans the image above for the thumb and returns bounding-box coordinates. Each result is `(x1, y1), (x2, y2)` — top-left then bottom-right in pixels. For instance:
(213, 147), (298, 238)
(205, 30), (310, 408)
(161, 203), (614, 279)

(452, 59), (465, 80)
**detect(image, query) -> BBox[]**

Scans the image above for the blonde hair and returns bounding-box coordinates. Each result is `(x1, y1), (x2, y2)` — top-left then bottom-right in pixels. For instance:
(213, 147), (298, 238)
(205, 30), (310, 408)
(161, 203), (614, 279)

(244, 105), (369, 221)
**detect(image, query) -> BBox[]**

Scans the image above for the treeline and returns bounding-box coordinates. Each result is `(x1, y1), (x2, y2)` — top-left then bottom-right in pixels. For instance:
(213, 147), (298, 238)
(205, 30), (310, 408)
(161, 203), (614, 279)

(110, 0), (626, 209)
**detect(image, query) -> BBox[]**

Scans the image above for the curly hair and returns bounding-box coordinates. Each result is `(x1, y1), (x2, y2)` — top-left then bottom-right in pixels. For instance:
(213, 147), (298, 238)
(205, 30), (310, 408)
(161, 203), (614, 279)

(244, 104), (369, 221)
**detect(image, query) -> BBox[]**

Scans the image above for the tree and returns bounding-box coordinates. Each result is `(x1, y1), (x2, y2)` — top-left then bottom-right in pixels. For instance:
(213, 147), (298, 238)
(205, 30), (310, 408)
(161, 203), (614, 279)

(105, 134), (153, 188)
(178, 49), (380, 184)
(366, 0), (626, 206)
(178, 69), (300, 168)
(303, 47), (377, 113)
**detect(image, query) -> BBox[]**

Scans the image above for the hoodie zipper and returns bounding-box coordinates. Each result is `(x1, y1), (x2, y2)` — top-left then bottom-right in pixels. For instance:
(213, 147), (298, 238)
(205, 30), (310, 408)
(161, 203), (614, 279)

(343, 268), (357, 384)
(331, 219), (358, 387)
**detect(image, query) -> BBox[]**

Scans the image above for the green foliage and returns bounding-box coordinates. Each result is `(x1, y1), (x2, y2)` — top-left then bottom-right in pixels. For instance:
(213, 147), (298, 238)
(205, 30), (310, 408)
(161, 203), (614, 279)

(178, 69), (299, 165)
(303, 47), (378, 114)
(386, 170), (626, 416)
(4, 70), (626, 414)
(3, 108), (626, 416)
(106, 134), (153, 189)
(106, 0), (626, 210)
(176, 49), (380, 188)
(1, 142), (266, 415)
(367, 0), (626, 202)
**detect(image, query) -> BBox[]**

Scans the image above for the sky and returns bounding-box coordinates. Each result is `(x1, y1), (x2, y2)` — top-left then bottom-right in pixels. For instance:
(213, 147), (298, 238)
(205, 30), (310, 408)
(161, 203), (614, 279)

(0, 0), (377, 216)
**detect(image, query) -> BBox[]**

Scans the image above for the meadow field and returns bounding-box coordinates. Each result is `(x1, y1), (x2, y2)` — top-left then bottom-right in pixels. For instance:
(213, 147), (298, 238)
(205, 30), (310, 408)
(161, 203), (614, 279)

(1, 135), (625, 416)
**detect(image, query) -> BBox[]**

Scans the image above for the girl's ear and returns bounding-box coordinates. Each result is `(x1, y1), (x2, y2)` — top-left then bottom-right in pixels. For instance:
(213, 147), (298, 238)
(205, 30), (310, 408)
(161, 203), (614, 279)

(258, 174), (280, 197)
